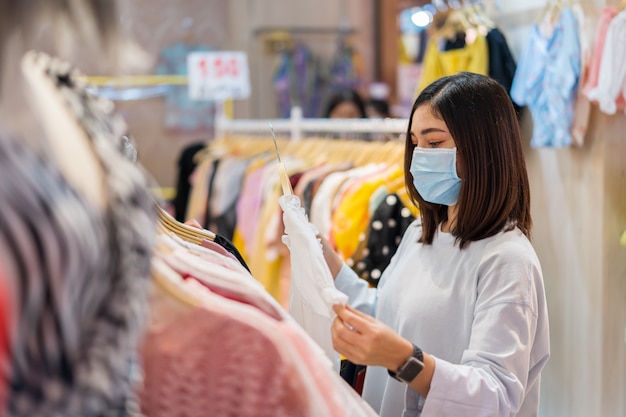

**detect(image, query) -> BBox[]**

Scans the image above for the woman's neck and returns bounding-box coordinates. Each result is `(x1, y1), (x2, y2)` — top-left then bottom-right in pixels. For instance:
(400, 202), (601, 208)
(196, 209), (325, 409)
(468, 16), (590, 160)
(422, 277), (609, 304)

(441, 205), (459, 233)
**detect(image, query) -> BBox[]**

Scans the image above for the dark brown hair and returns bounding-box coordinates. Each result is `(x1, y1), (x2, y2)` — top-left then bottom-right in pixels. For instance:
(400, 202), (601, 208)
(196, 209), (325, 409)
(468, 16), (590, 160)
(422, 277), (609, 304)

(323, 88), (367, 118)
(404, 72), (531, 248)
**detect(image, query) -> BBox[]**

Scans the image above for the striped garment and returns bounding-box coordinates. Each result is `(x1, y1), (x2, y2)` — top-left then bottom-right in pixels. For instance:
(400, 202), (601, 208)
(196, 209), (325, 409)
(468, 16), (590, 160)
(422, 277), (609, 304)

(0, 54), (156, 417)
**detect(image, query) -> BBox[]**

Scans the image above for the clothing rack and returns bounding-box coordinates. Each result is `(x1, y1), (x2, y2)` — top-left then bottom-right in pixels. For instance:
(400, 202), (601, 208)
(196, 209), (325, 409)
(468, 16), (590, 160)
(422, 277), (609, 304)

(187, 133), (410, 305)
(215, 106), (409, 141)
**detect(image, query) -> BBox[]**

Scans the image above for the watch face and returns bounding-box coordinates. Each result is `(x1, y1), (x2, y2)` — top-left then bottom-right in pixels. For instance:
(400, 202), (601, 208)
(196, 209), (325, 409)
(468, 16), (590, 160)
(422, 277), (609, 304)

(397, 356), (424, 383)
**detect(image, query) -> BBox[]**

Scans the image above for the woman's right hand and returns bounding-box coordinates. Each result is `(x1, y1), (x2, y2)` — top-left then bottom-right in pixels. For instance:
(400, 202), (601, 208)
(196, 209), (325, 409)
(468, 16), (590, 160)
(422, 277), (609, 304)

(318, 234), (344, 280)
(332, 304), (413, 370)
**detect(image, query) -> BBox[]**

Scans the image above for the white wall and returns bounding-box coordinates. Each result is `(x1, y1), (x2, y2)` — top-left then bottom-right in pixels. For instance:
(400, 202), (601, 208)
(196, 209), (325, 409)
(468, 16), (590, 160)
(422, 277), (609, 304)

(491, 1), (626, 416)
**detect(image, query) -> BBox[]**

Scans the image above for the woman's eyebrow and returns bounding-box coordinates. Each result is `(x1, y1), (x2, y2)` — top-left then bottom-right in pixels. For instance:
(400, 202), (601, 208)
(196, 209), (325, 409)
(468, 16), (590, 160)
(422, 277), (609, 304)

(420, 127), (447, 135)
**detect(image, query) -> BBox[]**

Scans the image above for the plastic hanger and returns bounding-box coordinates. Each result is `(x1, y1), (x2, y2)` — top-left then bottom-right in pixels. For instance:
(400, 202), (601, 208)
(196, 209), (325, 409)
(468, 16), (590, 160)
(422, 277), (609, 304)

(469, 3), (495, 30)
(538, 0), (565, 27)
(270, 123), (294, 195)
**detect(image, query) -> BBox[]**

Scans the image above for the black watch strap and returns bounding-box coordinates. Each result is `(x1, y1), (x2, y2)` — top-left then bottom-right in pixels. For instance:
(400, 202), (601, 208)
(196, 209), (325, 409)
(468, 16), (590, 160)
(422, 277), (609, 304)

(388, 344), (424, 382)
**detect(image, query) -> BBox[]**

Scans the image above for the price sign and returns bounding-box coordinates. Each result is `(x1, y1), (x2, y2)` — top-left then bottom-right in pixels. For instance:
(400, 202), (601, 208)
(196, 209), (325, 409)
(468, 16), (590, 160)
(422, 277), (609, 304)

(187, 51), (250, 101)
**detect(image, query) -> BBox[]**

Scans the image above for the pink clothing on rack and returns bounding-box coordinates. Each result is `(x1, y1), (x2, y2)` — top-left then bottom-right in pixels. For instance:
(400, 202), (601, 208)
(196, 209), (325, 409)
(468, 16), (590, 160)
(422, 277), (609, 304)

(182, 271), (285, 322)
(280, 323), (379, 417)
(140, 298), (310, 417)
(583, 7), (616, 96)
(0, 265), (11, 413)
(167, 234), (249, 275)
(293, 163), (331, 199)
(200, 238), (238, 261)
(159, 245), (287, 321)
(584, 7), (626, 112)
(146, 234), (379, 417)
(236, 163), (273, 259)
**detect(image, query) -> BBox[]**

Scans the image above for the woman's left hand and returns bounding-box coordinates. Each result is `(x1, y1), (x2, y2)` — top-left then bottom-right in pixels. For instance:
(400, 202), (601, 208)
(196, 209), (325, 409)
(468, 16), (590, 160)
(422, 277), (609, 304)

(332, 304), (413, 370)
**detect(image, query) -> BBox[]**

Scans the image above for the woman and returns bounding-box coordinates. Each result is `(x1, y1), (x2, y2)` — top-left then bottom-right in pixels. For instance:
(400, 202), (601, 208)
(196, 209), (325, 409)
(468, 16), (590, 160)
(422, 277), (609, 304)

(323, 72), (550, 417)
(323, 88), (367, 119)
(322, 88), (371, 141)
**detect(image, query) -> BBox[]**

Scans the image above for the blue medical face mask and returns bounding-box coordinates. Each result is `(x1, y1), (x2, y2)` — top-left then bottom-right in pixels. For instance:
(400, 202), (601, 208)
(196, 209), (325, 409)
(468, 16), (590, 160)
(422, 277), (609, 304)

(410, 147), (461, 206)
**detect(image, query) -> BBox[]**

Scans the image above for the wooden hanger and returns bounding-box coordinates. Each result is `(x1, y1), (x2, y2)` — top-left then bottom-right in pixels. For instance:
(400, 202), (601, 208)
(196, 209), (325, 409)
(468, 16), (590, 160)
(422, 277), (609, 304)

(203, 136), (406, 177)
(618, 0), (626, 12)
(435, 9), (475, 41)
(156, 204), (216, 244)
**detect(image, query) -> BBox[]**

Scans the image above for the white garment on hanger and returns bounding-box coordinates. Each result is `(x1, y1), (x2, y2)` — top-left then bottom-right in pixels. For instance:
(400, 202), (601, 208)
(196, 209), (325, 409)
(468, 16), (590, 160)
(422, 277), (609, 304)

(280, 194), (348, 370)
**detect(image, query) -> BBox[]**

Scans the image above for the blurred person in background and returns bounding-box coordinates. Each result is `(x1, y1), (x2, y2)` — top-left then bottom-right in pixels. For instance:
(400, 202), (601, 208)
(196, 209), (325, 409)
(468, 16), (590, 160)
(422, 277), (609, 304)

(322, 88), (369, 140)
(323, 88), (367, 119)
(366, 99), (391, 119)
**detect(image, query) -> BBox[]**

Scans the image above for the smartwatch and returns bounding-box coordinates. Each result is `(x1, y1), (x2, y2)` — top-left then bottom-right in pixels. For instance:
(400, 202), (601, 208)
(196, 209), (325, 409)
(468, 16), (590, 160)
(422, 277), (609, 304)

(388, 344), (424, 384)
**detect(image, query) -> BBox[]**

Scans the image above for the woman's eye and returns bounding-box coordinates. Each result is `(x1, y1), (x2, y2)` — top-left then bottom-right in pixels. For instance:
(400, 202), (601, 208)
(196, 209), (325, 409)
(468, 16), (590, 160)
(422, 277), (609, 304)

(429, 142), (442, 147)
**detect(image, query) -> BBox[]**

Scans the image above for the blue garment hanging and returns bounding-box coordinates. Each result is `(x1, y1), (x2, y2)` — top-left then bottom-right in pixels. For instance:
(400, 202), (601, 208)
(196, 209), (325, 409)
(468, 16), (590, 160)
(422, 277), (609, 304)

(510, 8), (581, 148)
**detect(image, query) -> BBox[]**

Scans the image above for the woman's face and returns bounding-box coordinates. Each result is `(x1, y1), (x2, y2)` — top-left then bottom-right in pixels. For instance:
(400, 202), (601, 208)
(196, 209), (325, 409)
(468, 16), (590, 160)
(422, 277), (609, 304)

(410, 104), (463, 177)
(409, 104), (455, 149)
(329, 101), (362, 119)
